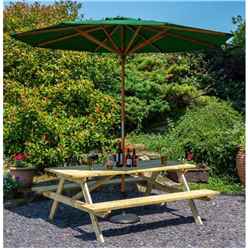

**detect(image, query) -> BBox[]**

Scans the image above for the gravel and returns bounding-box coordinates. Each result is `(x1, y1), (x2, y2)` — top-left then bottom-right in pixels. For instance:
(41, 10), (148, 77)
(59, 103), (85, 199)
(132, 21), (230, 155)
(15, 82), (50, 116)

(4, 188), (245, 248)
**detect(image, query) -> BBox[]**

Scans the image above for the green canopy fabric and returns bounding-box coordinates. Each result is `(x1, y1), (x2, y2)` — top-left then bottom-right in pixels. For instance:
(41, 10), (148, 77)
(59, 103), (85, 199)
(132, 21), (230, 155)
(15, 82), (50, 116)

(12, 17), (231, 54)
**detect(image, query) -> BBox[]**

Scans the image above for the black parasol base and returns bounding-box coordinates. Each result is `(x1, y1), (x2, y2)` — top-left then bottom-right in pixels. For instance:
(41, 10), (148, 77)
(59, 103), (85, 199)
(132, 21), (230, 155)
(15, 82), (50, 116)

(109, 211), (140, 224)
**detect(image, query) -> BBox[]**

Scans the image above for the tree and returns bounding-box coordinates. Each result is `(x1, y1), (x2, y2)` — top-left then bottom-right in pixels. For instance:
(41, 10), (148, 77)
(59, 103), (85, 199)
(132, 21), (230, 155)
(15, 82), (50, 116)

(231, 15), (245, 49)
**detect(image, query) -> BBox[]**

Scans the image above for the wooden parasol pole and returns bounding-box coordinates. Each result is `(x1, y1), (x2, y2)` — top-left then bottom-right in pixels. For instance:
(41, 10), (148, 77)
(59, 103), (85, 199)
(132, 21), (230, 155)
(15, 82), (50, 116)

(120, 54), (126, 193)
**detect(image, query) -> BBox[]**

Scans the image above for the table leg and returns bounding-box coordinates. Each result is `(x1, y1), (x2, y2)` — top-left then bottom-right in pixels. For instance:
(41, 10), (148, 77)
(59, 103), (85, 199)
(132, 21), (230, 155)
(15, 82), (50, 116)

(81, 181), (104, 243)
(180, 173), (203, 225)
(145, 172), (159, 196)
(49, 177), (65, 220)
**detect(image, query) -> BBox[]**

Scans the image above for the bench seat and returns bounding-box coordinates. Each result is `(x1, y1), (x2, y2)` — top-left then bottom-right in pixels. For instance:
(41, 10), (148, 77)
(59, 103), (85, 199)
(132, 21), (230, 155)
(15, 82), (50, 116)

(85, 189), (219, 213)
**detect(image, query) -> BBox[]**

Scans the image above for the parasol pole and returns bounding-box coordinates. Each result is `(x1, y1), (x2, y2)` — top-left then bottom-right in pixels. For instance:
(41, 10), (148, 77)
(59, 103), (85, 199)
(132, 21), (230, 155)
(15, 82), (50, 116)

(110, 53), (140, 224)
(120, 54), (126, 193)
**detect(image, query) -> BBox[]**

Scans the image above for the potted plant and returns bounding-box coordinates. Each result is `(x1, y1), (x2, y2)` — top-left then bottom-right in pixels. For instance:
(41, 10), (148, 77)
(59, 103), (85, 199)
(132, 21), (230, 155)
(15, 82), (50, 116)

(236, 135), (245, 185)
(9, 153), (36, 187)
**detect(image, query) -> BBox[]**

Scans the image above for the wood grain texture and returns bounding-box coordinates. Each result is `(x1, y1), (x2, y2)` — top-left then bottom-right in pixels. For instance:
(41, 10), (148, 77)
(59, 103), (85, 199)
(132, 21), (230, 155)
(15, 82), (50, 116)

(43, 191), (109, 217)
(85, 189), (219, 213)
(48, 178), (64, 220)
(180, 173), (203, 225)
(46, 164), (196, 179)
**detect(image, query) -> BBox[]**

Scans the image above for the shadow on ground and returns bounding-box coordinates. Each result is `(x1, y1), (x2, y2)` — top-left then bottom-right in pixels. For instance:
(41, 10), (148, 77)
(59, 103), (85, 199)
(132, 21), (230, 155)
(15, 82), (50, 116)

(6, 185), (201, 241)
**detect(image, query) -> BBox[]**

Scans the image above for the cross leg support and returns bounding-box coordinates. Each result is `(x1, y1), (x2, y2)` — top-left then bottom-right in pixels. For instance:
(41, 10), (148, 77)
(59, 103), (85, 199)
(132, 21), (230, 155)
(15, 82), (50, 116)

(81, 182), (104, 243)
(180, 173), (203, 225)
(49, 178), (65, 220)
(145, 172), (159, 196)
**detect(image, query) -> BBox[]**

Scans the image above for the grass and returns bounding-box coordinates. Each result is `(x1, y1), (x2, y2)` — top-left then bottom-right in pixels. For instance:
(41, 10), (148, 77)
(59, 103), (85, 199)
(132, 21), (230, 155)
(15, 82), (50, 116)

(189, 176), (244, 193)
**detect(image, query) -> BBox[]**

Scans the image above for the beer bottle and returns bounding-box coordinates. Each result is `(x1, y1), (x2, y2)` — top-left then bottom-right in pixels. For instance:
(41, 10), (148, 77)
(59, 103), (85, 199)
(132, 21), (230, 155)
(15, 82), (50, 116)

(116, 141), (123, 167)
(126, 148), (132, 167)
(132, 148), (138, 167)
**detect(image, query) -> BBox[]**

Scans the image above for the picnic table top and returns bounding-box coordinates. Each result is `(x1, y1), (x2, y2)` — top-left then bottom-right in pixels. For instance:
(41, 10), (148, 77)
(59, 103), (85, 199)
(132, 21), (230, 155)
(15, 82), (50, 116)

(46, 162), (196, 179)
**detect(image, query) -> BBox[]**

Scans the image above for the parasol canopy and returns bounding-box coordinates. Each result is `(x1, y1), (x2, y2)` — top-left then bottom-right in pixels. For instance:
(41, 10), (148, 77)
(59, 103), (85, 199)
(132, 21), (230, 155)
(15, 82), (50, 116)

(12, 17), (231, 54)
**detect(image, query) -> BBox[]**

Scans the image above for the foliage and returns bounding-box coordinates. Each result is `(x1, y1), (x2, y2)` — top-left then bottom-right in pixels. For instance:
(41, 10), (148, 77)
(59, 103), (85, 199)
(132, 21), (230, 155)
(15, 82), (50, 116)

(4, 2), (119, 170)
(189, 176), (244, 193)
(4, 2), (245, 175)
(161, 98), (244, 176)
(128, 98), (244, 177)
(198, 16), (245, 112)
(4, 1), (81, 32)
(4, 172), (23, 196)
(124, 54), (204, 130)
(231, 15), (245, 49)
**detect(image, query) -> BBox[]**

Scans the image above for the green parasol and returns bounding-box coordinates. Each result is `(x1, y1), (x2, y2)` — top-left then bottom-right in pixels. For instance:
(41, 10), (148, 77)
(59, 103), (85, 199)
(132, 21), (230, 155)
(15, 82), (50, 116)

(12, 16), (232, 193)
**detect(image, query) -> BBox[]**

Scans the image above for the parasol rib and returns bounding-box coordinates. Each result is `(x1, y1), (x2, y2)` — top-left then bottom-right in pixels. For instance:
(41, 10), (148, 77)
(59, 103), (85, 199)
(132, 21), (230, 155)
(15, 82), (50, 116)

(38, 27), (106, 47)
(143, 26), (216, 49)
(128, 30), (168, 54)
(124, 26), (142, 54)
(38, 33), (80, 46)
(15, 25), (90, 36)
(76, 28), (118, 53)
(102, 26), (121, 53)
(95, 26), (120, 52)
(126, 26), (162, 53)
(167, 33), (215, 48)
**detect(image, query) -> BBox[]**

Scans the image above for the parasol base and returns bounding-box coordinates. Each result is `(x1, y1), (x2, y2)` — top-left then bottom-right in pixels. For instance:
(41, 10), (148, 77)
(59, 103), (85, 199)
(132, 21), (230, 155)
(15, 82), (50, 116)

(109, 212), (140, 224)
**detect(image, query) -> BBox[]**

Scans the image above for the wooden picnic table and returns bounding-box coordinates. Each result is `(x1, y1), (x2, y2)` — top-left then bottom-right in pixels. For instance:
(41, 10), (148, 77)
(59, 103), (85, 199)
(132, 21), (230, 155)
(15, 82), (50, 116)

(39, 162), (219, 243)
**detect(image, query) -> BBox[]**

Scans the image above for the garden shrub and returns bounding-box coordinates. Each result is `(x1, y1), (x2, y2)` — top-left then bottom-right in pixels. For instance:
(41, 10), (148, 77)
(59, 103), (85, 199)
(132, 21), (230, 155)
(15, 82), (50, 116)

(4, 173), (23, 197)
(128, 97), (244, 177)
(4, 2), (119, 170)
(162, 98), (244, 176)
(4, 79), (119, 170)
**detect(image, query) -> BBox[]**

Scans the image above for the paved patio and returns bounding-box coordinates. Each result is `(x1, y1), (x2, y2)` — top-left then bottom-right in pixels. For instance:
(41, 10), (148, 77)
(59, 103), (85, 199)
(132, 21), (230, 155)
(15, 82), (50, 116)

(4, 189), (245, 248)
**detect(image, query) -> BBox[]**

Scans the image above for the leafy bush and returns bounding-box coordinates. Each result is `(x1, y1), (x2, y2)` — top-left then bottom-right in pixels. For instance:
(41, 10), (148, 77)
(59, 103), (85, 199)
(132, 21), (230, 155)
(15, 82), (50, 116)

(4, 79), (119, 170)
(128, 97), (244, 177)
(4, 2), (119, 170)
(162, 98), (244, 176)
(4, 173), (23, 196)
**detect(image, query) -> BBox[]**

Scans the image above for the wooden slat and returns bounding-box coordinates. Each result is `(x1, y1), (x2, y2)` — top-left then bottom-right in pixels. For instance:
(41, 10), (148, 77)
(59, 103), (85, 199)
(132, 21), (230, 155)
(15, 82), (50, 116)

(46, 164), (196, 179)
(85, 189), (219, 213)
(89, 175), (116, 192)
(140, 176), (180, 193)
(32, 182), (79, 193)
(43, 191), (109, 217)
(33, 176), (145, 194)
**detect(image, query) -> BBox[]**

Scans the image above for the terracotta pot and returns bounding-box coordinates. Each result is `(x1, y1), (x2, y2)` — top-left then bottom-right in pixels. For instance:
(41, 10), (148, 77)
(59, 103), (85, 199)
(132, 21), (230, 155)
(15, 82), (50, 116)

(9, 167), (36, 187)
(236, 146), (245, 185)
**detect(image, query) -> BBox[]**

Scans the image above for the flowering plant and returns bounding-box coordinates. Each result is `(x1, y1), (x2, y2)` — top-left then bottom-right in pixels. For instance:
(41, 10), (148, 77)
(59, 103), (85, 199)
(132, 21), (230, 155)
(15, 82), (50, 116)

(13, 153), (27, 168)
